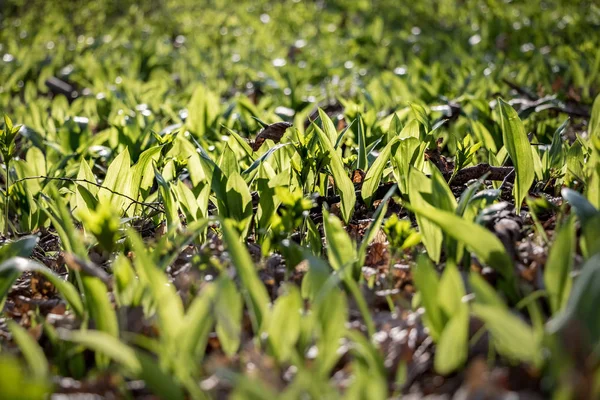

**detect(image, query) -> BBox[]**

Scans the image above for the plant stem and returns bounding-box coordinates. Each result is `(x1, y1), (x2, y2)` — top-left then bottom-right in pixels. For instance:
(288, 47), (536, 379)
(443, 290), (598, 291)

(4, 158), (9, 237)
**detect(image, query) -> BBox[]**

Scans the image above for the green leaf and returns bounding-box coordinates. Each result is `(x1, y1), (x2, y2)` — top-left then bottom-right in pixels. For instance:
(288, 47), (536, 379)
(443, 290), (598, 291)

(154, 165), (180, 229)
(126, 229), (184, 341)
(497, 99), (534, 214)
(548, 253), (600, 350)
(412, 255), (444, 340)
(589, 93), (600, 138)
(408, 169), (443, 263)
(407, 202), (514, 282)
(178, 283), (217, 359)
(215, 277), (242, 356)
(0, 235), (38, 262)
(0, 257), (84, 317)
(469, 272), (507, 309)
(391, 137), (422, 194)
(113, 254), (141, 307)
(438, 263), (465, 318)
(7, 321), (49, 379)
(221, 219), (270, 331)
(362, 137), (398, 206)
(562, 188), (599, 222)
(264, 285), (302, 362)
(224, 126), (254, 159)
(408, 103), (431, 133)
(130, 146), (162, 204)
(242, 142), (290, 175)
(81, 274), (119, 338)
(224, 172), (253, 236)
(64, 330), (185, 400)
(74, 160), (98, 219)
(323, 209), (356, 272)
(434, 304), (468, 375)
(399, 119), (421, 140)
(544, 216), (576, 314)
(186, 84), (219, 137)
(472, 303), (538, 363)
(356, 115), (367, 171)
(547, 118), (569, 171)
(315, 288), (348, 375)
(99, 148), (132, 212)
(318, 109), (338, 145)
(314, 124), (356, 223)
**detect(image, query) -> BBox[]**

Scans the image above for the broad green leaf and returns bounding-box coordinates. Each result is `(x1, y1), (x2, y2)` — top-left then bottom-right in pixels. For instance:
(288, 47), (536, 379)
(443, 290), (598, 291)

(243, 142), (290, 175)
(221, 219), (270, 331)
(186, 84), (219, 137)
(407, 202), (514, 281)
(391, 137), (422, 194)
(113, 254), (141, 307)
(434, 304), (468, 375)
(545, 216), (576, 314)
(469, 272), (507, 309)
(65, 330), (185, 400)
(24, 147), (46, 195)
(362, 137), (398, 206)
(497, 99), (534, 214)
(224, 126), (254, 159)
(323, 209), (356, 272)
(99, 147), (132, 212)
(7, 321), (49, 379)
(127, 229), (184, 341)
(546, 118), (569, 171)
(408, 169), (443, 263)
(399, 119), (420, 139)
(412, 255), (444, 340)
(318, 108), (338, 145)
(430, 165), (457, 211)
(547, 253), (600, 348)
(75, 160), (98, 219)
(470, 120), (497, 153)
(219, 143), (240, 177)
(300, 253), (331, 301)
(472, 304), (538, 363)
(0, 235), (38, 262)
(154, 165), (180, 229)
(438, 263), (465, 317)
(582, 213), (600, 259)
(224, 172), (253, 236)
(173, 180), (199, 222)
(130, 146), (162, 209)
(264, 285), (302, 362)
(314, 125), (356, 223)
(43, 185), (85, 256)
(562, 188), (598, 221)
(81, 274), (119, 338)
(408, 103), (431, 133)
(215, 277), (242, 356)
(178, 283), (217, 359)
(316, 288), (348, 376)
(0, 355), (51, 399)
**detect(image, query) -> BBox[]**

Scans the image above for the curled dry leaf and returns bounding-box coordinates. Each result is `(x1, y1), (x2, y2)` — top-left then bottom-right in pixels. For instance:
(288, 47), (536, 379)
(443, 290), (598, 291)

(251, 122), (292, 151)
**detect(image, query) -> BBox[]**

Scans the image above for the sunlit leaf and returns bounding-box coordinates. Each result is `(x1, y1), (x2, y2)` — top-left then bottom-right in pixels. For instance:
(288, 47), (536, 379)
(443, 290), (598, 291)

(497, 99), (534, 214)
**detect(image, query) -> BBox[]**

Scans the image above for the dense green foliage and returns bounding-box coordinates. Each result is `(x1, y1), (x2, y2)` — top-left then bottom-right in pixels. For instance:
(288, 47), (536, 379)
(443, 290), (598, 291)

(1, 0), (600, 398)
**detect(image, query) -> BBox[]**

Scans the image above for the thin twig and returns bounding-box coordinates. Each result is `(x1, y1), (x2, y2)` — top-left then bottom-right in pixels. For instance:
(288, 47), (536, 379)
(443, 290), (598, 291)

(13, 176), (163, 213)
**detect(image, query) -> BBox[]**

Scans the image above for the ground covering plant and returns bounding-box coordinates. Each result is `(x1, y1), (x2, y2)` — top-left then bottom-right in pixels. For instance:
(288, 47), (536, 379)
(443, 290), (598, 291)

(1, 0), (600, 398)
